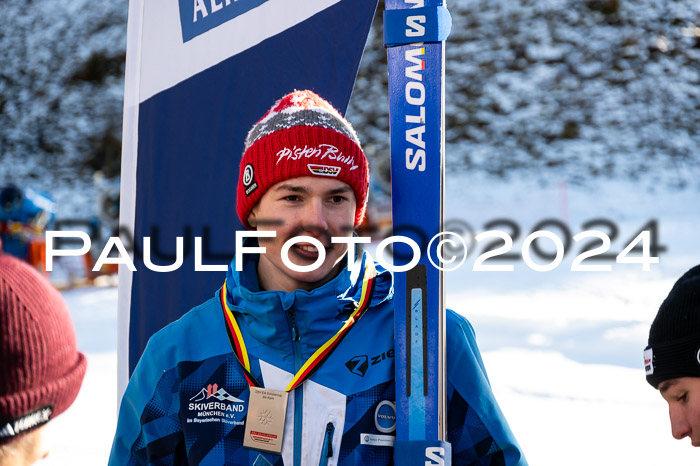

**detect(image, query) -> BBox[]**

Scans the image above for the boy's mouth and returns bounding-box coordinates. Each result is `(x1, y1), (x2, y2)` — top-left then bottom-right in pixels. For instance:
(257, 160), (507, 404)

(297, 244), (319, 253)
(290, 242), (330, 261)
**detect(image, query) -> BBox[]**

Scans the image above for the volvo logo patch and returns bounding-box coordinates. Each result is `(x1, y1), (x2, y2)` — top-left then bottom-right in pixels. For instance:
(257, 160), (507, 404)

(374, 400), (396, 433)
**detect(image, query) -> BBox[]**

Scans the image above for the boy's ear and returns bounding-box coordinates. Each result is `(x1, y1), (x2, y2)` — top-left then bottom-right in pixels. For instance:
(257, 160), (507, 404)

(247, 208), (257, 229)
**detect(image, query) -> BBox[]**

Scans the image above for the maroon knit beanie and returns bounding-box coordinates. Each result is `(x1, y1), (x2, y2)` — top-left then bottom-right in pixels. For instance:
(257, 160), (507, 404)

(0, 253), (87, 445)
(236, 90), (369, 230)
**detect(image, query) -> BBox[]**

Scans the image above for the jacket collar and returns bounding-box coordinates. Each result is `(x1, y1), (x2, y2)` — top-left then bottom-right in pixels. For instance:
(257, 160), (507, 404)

(223, 249), (393, 355)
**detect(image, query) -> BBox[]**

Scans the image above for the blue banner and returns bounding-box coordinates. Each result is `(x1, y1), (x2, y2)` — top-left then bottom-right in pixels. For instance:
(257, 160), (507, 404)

(120, 0), (378, 391)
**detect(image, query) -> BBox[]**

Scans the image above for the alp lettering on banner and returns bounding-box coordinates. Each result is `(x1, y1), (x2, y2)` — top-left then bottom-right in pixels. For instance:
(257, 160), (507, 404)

(178, 0), (271, 42)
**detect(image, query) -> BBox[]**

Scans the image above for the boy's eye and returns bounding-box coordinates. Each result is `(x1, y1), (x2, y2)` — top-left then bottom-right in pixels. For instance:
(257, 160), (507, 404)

(678, 393), (688, 403)
(330, 196), (347, 203)
(283, 195), (300, 202)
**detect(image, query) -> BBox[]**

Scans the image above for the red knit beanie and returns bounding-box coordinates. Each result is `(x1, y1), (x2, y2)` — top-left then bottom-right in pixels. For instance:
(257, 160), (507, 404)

(236, 90), (369, 230)
(0, 253), (87, 445)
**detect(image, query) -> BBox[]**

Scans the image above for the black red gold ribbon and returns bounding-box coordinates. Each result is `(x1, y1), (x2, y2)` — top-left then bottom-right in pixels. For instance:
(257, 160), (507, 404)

(220, 260), (376, 391)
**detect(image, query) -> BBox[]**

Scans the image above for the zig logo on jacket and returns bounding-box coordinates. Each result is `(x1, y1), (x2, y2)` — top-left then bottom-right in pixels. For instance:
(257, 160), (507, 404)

(345, 355), (369, 377)
(345, 350), (394, 377)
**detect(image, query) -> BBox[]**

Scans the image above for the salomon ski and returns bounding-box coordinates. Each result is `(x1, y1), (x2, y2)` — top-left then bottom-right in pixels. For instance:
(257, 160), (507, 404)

(385, 0), (452, 464)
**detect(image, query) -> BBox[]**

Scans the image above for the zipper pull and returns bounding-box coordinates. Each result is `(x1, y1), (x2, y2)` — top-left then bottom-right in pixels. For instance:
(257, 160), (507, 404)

(325, 422), (335, 457)
(287, 310), (300, 341)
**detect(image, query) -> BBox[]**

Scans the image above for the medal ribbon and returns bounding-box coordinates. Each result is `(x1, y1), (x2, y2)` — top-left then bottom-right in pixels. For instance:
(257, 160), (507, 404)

(220, 260), (376, 392)
(220, 285), (261, 387)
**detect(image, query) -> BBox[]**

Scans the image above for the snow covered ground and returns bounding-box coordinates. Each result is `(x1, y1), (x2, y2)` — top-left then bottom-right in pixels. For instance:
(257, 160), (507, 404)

(40, 174), (700, 465)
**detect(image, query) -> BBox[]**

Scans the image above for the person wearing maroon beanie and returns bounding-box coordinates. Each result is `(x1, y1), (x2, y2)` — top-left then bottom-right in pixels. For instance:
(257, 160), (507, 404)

(110, 90), (525, 465)
(0, 253), (87, 465)
(645, 264), (700, 446)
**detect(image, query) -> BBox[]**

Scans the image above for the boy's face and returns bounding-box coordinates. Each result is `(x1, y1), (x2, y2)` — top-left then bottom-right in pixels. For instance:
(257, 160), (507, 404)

(659, 377), (700, 446)
(248, 176), (356, 293)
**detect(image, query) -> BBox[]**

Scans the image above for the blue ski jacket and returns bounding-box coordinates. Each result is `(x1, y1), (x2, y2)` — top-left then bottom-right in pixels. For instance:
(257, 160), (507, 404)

(109, 252), (526, 465)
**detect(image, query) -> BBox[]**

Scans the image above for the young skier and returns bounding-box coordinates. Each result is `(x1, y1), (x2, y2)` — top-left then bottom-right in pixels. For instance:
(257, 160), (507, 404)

(645, 264), (700, 446)
(109, 90), (526, 465)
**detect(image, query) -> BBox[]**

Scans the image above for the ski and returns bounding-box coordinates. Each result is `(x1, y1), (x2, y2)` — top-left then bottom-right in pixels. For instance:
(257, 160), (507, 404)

(385, 1), (452, 464)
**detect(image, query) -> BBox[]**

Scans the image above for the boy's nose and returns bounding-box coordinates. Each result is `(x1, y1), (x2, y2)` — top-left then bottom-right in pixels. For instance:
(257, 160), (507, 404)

(299, 199), (328, 231)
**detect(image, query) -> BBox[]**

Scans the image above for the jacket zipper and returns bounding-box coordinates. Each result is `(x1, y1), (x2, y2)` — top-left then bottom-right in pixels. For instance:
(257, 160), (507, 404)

(318, 422), (335, 466)
(286, 309), (303, 466)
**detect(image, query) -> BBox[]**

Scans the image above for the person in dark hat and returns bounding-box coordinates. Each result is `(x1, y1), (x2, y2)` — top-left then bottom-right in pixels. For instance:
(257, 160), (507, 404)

(0, 253), (87, 464)
(645, 264), (700, 446)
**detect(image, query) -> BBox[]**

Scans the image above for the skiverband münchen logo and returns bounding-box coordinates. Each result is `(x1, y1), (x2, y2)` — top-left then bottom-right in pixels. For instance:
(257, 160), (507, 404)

(187, 383), (246, 426)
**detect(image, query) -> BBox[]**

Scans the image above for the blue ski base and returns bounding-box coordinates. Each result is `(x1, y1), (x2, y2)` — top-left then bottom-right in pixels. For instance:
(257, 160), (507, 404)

(394, 440), (452, 466)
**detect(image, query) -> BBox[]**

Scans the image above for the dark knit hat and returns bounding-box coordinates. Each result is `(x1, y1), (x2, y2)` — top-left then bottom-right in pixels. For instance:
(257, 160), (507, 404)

(645, 264), (700, 388)
(0, 254), (87, 444)
(236, 90), (369, 230)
